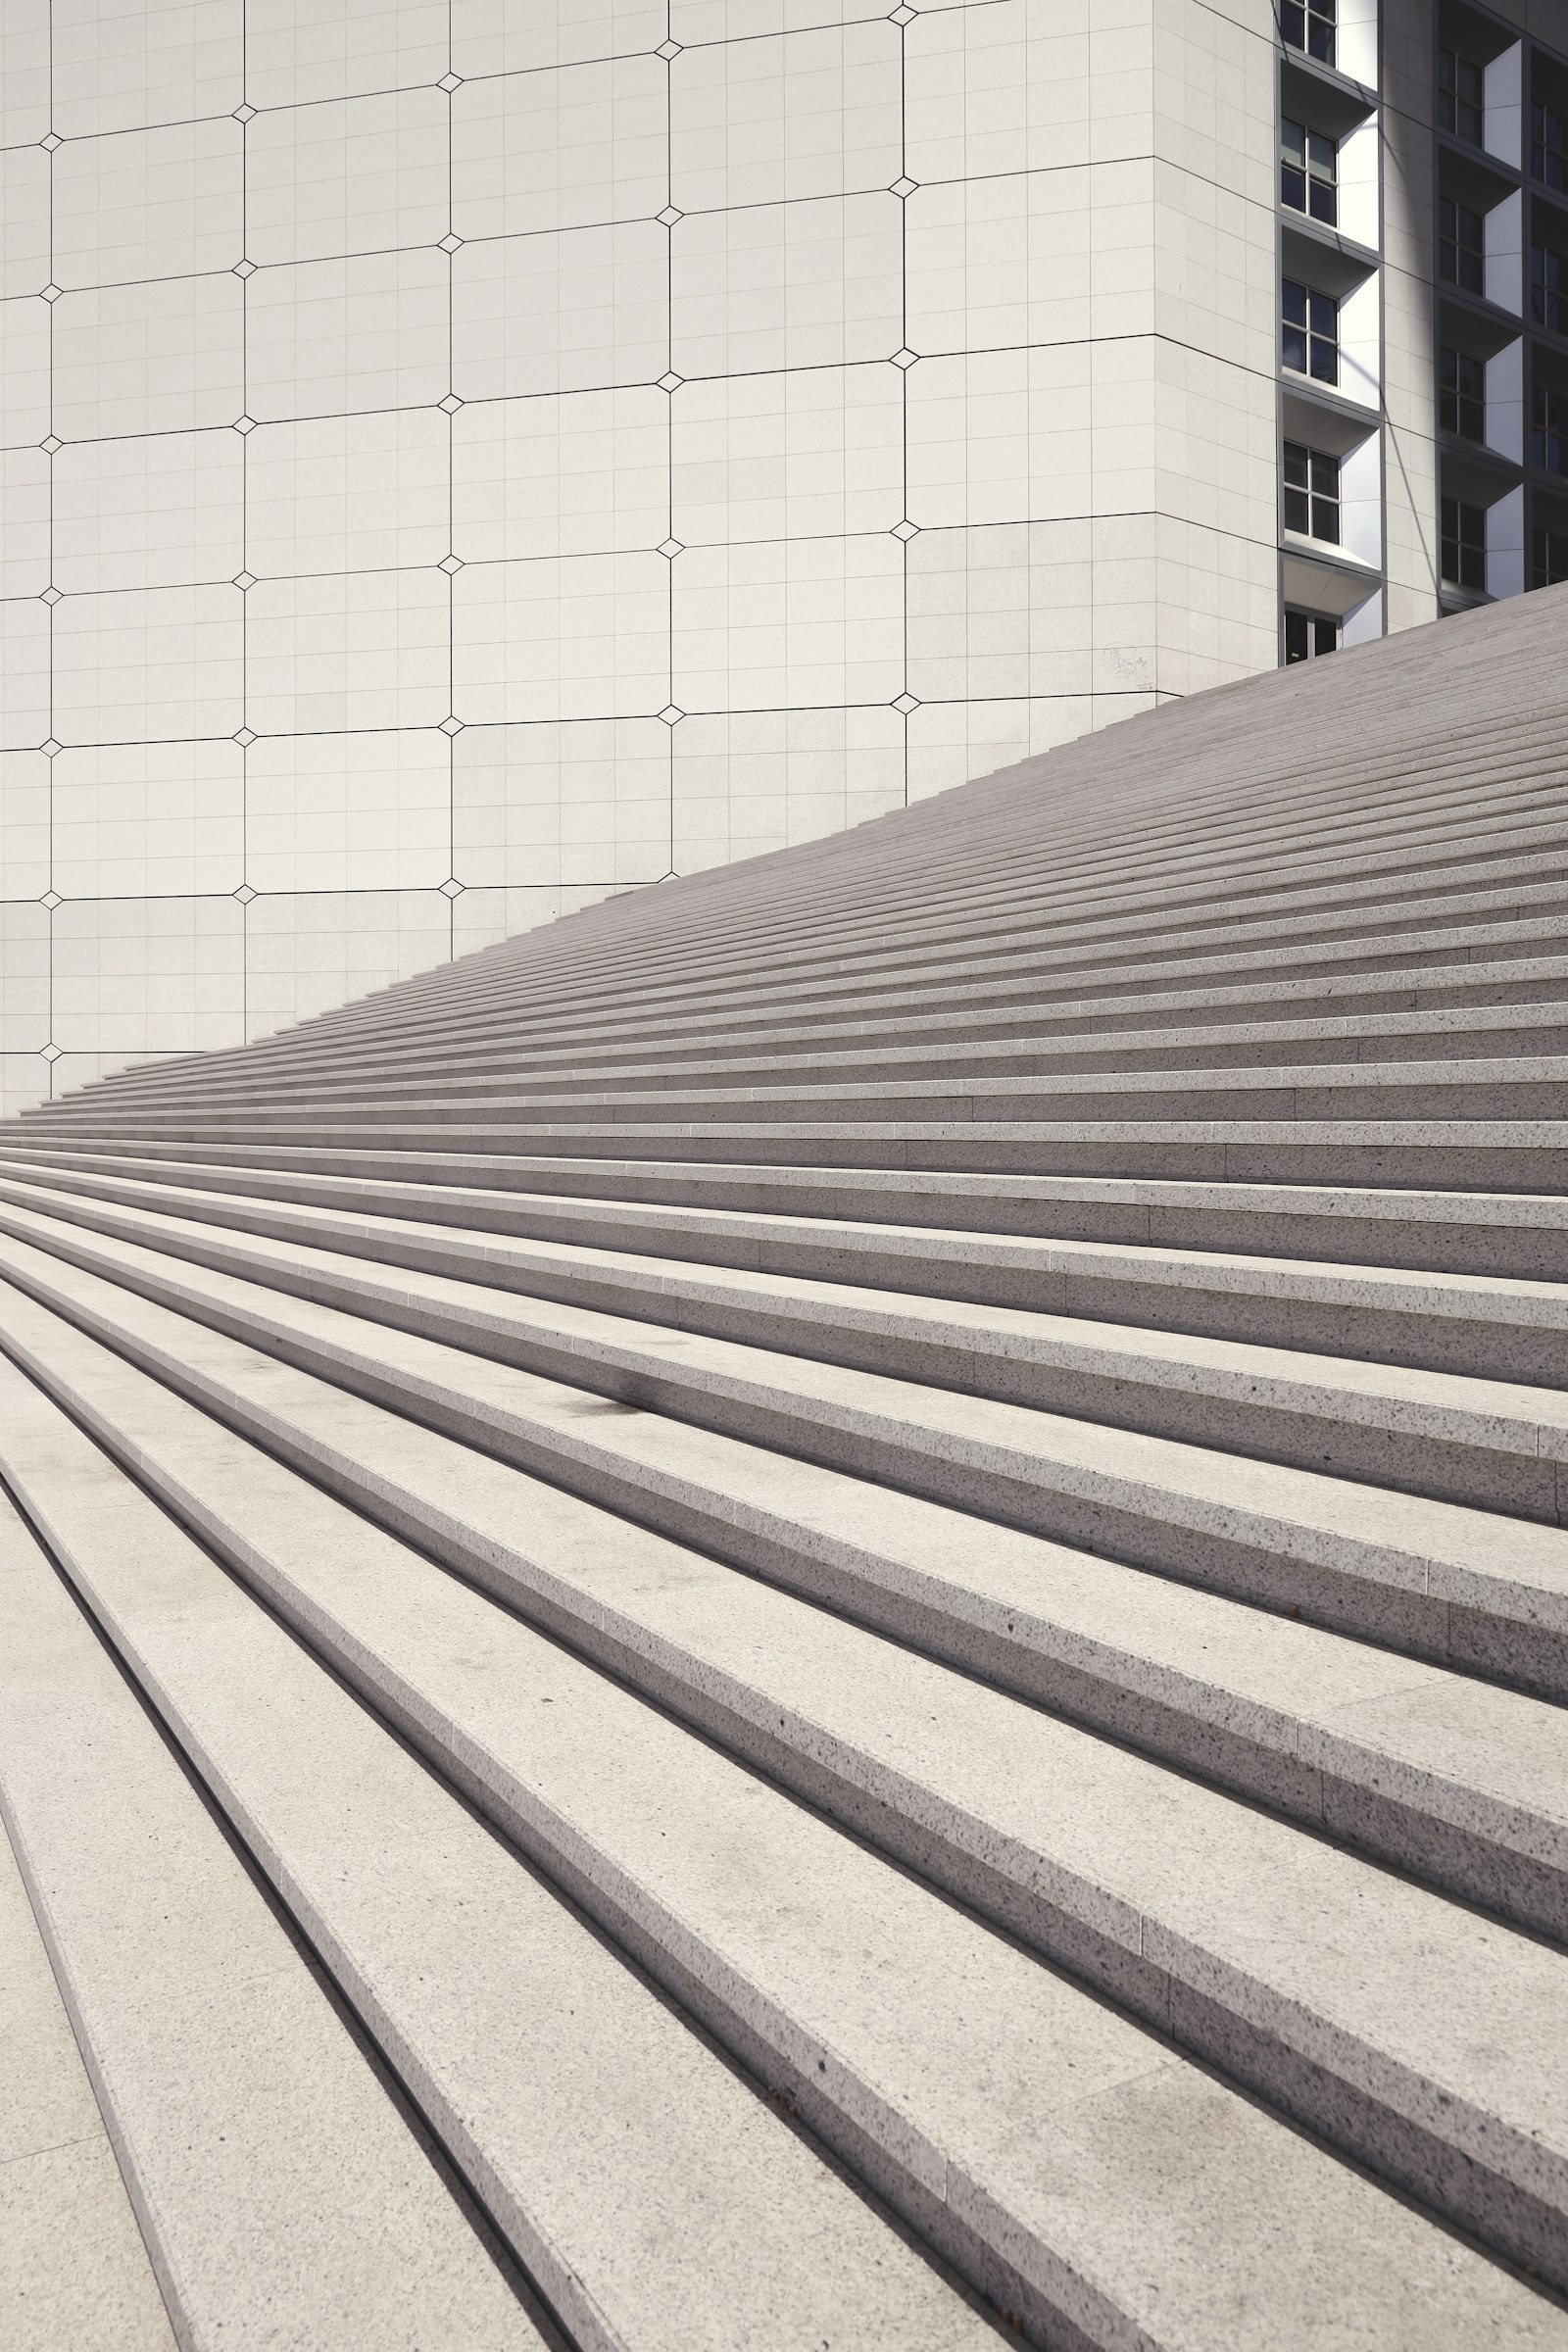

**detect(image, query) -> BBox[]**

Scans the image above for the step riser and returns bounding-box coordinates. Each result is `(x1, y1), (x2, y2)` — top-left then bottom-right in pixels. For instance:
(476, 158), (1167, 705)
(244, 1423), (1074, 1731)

(95, 923), (1568, 1097)
(16, 1126), (1568, 1196)
(55, 1014), (1568, 1113)
(69, 968), (1568, 1108)
(25, 1064), (1568, 1128)
(8, 1234), (1568, 1943)
(0, 1182), (1558, 1528)
(7, 1161), (1562, 1387)
(7, 1292), (1567, 2295)
(5, 1141), (1566, 1278)
(5, 1212), (1562, 1721)
(27, 912), (1568, 1109)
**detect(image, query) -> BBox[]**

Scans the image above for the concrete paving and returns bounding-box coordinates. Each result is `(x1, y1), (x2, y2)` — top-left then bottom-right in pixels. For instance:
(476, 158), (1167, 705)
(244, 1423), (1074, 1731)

(2, 586), (1568, 2345)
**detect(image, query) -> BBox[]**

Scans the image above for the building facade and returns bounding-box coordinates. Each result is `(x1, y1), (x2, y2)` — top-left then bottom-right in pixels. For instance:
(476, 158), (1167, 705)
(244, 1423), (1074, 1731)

(0, 0), (1562, 1109)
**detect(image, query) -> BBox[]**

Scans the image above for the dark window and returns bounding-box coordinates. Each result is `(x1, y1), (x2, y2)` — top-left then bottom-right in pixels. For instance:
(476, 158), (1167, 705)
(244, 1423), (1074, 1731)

(1533, 243), (1567, 332)
(1283, 441), (1342, 541)
(1281, 118), (1338, 223)
(1284, 609), (1340, 662)
(1535, 525), (1568, 587)
(1282, 278), (1339, 382)
(1439, 49), (1485, 146)
(1531, 102), (1568, 193)
(1281, 0), (1337, 68)
(1440, 347), (1486, 440)
(1534, 384), (1568, 473)
(1442, 495), (1488, 590)
(1439, 199), (1485, 294)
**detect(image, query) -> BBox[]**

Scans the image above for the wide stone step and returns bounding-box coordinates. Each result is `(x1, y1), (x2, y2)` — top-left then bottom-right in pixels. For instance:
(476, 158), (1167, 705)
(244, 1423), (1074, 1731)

(0, 1352), (1001, 2352)
(0, 1456), (546, 2352)
(50, 1004), (1568, 1130)
(0, 1809), (176, 2352)
(19, 1118), (1568, 1200)
(71, 962), (1568, 1117)
(32, 889), (1568, 1124)
(2, 1171), (1565, 1520)
(89, 921), (1568, 1104)
(5, 1140), (1565, 1277)
(6, 1230), (1565, 1937)
(5, 1152), (1565, 1382)
(5, 1275), (1568, 2300)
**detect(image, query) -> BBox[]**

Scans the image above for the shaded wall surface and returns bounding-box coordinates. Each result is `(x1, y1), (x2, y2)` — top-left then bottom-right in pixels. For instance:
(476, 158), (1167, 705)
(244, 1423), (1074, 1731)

(0, 0), (1281, 1108)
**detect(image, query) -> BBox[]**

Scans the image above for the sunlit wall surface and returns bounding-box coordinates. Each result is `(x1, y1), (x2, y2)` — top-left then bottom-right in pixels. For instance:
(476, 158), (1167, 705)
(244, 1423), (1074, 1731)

(0, 1), (1289, 1108)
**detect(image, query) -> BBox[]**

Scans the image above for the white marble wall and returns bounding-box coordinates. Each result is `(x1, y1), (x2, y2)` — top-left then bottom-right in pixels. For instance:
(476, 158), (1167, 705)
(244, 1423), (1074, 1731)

(0, 0), (1281, 1109)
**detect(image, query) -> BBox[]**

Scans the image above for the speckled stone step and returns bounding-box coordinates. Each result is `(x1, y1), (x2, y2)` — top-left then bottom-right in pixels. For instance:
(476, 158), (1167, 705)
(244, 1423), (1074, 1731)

(0, 1168), (1564, 1522)
(0, 1464), (547, 2352)
(2, 1284), (1567, 2335)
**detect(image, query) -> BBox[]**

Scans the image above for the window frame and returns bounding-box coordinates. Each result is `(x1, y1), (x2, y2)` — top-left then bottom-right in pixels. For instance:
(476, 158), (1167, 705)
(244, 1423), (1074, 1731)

(1280, 0), (1337, 70)
(1283, 609), (1340, 663)
(1533, 242), (1567, 332)
(1441, 494), (1488, 592)
(1533, 383), (1568, 474)
(1439, 197), (1486, 295)
(1280, 117), (1339, 226)
(1440, 346), (1486, 442)
(1531, 102), (1568, 194)
(1439, 49), (1486, 147)
(1282, 440), (1343, 543)
(1534, 525), (1568, 588)
(1282, 277), (1339, 385)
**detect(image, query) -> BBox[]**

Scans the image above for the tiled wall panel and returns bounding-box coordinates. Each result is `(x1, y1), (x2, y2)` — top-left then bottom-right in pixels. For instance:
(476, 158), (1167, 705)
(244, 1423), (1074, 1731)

(0, 0), (1279, 1112)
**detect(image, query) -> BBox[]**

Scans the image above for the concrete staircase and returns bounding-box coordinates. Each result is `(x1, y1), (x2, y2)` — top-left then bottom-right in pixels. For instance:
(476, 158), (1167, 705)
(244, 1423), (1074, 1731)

(4, 586), (1568, 2349)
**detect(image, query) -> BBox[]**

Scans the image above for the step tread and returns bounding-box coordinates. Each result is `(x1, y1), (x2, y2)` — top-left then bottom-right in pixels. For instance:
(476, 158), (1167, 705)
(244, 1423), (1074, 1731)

(0, 1807), (177, 2352)
(7, 1217), (1567, 1919)
(0, 1457), (545, 2352)
(2, 1172), (1566, 1532)
(0, 1350), (996, 2352)
(5, 1273), (1568, 2329)
(12, 1152), (1568, 1347)
(6, 1183), (1566, 1559)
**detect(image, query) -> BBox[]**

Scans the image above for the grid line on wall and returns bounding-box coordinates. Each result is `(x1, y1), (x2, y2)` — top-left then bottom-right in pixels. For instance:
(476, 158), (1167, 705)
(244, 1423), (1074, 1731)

(0, 0), (1285, 1112)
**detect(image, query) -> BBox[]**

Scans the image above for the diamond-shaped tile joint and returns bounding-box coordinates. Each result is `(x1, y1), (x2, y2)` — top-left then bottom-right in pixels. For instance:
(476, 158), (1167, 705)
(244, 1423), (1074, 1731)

(40, 585), (61, 605)
(232, 882), (256, 904)
(438, 232), (463, 254)
(232, 569), (256, 590)
(891, 518), (918, 542)
(889, 4), (917, 22)
(657, 371), (683, 394)
(892, 692), (920, 713)
(233, 414), (256, 434)
(233, 258), (256, 278)
(657, 206), (682, 227)
(659, 704), (684, 726)
(39, 893), (61, 911)
(656, 39), (681, 59)
(39, 738), (61, 758)
(438, 554), (463, 574)
(40, 132), (62, 152)
(439, 877), (464, 899)
(40, 283), (61, 304)
(891, 175), (917, 198)
(439, 715), (464, 736)
(657, 538), (683, 560)
(233, 103), (256, 122)
(438, 73), (463, 92)
(891, 347), (918, 369)
(42, 1043), (62, 1062)
(233, 726), (257, 747)
(438, 393), (464, 415)
(40, 435), (62, 455)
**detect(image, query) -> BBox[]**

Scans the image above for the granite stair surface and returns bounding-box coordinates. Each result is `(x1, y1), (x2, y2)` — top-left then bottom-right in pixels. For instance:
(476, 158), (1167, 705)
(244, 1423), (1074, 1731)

(4, 587), (1568, 2350)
